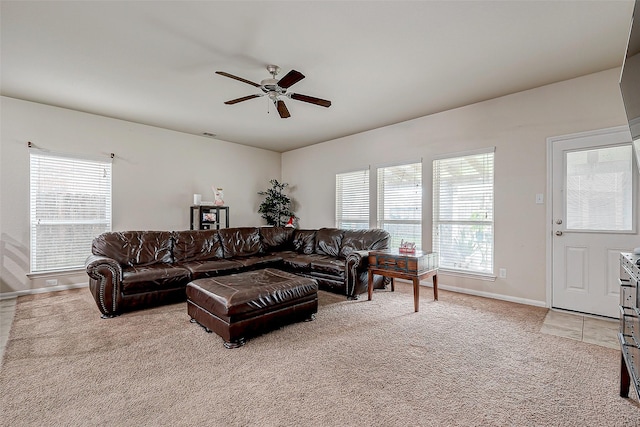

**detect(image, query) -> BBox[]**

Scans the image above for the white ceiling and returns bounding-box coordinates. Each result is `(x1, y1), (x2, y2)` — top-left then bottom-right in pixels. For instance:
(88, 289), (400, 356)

(1, 1), (635, 152)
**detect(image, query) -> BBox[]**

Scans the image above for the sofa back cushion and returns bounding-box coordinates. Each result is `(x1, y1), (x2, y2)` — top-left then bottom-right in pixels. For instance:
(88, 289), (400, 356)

(92, 231), (173, 266)
(292, 229), (316, 255)
(339, 229), (391, 258)
(172, 230), (222, 263)
(260, 227), (294, 252)
(315, 228), (344, 257)
(219, 227), (262, 258)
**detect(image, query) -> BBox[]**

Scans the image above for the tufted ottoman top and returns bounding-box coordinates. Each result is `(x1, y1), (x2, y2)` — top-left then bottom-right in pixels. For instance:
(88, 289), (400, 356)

(187, 268), (318, 317)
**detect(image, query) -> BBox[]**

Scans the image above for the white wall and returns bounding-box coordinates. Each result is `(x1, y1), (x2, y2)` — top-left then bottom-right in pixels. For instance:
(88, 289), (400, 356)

(0, 97), (281, 295)
(1, 68), (634, 303)
(282, 68), (632, 305)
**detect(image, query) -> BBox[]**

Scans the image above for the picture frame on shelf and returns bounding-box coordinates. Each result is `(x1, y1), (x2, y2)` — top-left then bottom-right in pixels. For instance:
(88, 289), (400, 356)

(202, 212), (216, 222)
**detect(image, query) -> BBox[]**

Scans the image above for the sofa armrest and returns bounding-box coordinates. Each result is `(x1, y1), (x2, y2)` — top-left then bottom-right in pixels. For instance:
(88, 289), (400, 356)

(345, 250), (371, 297)
(85, 254), (123, 317)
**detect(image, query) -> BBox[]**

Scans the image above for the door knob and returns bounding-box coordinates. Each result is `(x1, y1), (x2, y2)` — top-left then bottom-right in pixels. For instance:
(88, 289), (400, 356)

(555, 219), (563, 225)
(555, 231), (563, 236)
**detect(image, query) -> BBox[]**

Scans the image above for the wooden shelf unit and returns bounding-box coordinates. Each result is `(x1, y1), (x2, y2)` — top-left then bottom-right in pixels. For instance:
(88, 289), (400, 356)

(190, 205), (229, 230)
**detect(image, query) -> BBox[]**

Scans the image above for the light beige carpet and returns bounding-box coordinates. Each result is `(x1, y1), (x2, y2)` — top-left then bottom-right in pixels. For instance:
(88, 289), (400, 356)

(1, 283), (638, 426)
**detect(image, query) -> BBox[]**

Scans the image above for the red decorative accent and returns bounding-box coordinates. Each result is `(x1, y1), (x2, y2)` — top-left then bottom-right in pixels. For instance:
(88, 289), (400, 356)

(398, 239), (416, 254)
(398, 247), (416, 254)
(285, 216), (295, 228)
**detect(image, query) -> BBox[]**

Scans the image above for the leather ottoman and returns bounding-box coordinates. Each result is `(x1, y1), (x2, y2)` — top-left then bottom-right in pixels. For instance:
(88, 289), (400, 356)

(187, 268), (318, 348)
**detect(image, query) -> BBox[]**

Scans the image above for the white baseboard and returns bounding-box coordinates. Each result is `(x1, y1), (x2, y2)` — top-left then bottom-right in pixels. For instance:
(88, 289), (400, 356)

(438, 284), (547, 308)
(395, 278), (547, 308)
(2, 280), (548, 309)
(0, 282), (89, 300)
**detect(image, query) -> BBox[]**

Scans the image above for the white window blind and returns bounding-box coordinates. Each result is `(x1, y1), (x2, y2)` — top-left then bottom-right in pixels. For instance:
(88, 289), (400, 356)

(336, 169), (369, 229)
(377, 162), (422, 249)
(30, 151), (112, 273)
(433, 150), (494, 274)
(565, 145), (633, 231)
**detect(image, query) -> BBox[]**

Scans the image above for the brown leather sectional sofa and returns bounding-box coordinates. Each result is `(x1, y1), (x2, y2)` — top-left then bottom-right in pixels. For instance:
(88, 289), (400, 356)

(85, 226), (390, 317)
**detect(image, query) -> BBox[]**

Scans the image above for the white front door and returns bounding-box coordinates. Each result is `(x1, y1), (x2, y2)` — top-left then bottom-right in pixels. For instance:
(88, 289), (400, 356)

(550, 126), (638, 318)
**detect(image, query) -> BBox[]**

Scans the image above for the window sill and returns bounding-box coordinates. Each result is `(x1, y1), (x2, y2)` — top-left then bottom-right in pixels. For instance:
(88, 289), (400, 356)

(27, 268), (85, 279)
(437, 269), (497, 282)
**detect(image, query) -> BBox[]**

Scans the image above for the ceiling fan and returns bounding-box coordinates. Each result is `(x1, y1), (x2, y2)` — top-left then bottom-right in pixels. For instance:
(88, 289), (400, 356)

(215, 65), (331, 118)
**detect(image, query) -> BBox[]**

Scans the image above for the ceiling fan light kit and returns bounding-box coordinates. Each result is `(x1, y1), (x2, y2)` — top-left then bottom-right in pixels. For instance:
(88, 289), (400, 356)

(215, 65), (331, 118)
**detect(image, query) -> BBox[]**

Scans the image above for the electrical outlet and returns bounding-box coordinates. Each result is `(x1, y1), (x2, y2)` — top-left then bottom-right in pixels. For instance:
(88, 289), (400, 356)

(499, 268), (507, 278)
(45, 279), (58, 286)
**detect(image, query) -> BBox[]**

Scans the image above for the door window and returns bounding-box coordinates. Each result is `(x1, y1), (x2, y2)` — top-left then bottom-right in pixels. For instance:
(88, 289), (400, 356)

(565, 145), (633, 231)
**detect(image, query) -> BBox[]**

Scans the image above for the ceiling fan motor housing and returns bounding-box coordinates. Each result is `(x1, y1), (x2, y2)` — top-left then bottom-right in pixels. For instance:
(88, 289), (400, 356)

(260, 78), (283, 94)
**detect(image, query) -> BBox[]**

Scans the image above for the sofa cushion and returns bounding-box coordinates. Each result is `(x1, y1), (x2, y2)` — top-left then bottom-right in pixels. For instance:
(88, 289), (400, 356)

(309, 257), (345, 275)
(259, 227), (294, 252)
(280, 252), (313, 269)
(177, 259), (243, 280)
(219, 227), (262, 258)
(92, 231), (173, 267)
(233, 254), (283, 269)
(292, 229), (316, 254)
(121, 264), (190, 294)
(172, 230), (223, 262)
(339, 228), (391, 258)
(315, 228), (344, 257)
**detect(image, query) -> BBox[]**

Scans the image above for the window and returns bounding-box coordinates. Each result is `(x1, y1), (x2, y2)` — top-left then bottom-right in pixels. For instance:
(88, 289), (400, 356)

(336, 169), (369, 229)
(565, 145), (633, 231)
(377, 162), (422, 249)
(433, 149), (494, 275)
(30, 150), (112, 273)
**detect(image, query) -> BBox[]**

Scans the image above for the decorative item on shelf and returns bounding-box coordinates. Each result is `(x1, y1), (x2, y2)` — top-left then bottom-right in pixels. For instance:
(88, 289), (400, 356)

(202, 212), (216, 222)
(212, 186), (224, 206)
(258, 179), (298, 227)
(398, 239), (416, 254)
(193, 194), (202, 206)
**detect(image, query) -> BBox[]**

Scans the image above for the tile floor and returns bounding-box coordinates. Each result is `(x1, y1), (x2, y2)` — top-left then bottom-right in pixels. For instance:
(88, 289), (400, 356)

(540, 309), (619, 349)
(0, 298), (17, 362)
(0, 297), (620, 364)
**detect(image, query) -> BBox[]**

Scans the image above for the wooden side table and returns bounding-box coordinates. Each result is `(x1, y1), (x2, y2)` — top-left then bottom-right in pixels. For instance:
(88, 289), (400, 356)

(367, 249), (438, 312)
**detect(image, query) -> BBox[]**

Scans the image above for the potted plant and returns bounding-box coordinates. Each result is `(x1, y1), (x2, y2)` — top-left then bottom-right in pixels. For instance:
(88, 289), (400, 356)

(258, 179), (297, 227)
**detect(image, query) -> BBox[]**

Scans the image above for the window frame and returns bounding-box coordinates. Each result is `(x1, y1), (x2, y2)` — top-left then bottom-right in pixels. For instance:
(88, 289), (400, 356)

(335, 168), (371, 230)
(376, 161), (423, 249)
(29, 149), (112, 273)
(432, 148), (495, 276)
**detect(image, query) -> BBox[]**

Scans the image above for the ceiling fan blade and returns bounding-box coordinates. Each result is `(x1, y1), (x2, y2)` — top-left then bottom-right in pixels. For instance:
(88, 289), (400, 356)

(224, 94), (262, 105)
(276, 100), (291, 118)
(277, 70), (305, 89)
(290, 93), (331, 108)
(215, 71), (261, 88)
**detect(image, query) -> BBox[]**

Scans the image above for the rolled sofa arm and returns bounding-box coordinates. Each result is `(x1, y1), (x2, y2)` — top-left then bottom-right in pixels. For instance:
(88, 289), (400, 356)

(85, 254), (123, 317)
(345, 250), (371, 298)
(345, 250), (392, 298)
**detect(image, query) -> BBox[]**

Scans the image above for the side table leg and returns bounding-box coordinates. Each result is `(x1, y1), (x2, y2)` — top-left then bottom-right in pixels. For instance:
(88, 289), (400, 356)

(433, 273), (438, 301)
(413, 277), (419, 312)
(368, 270), (374, 301)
